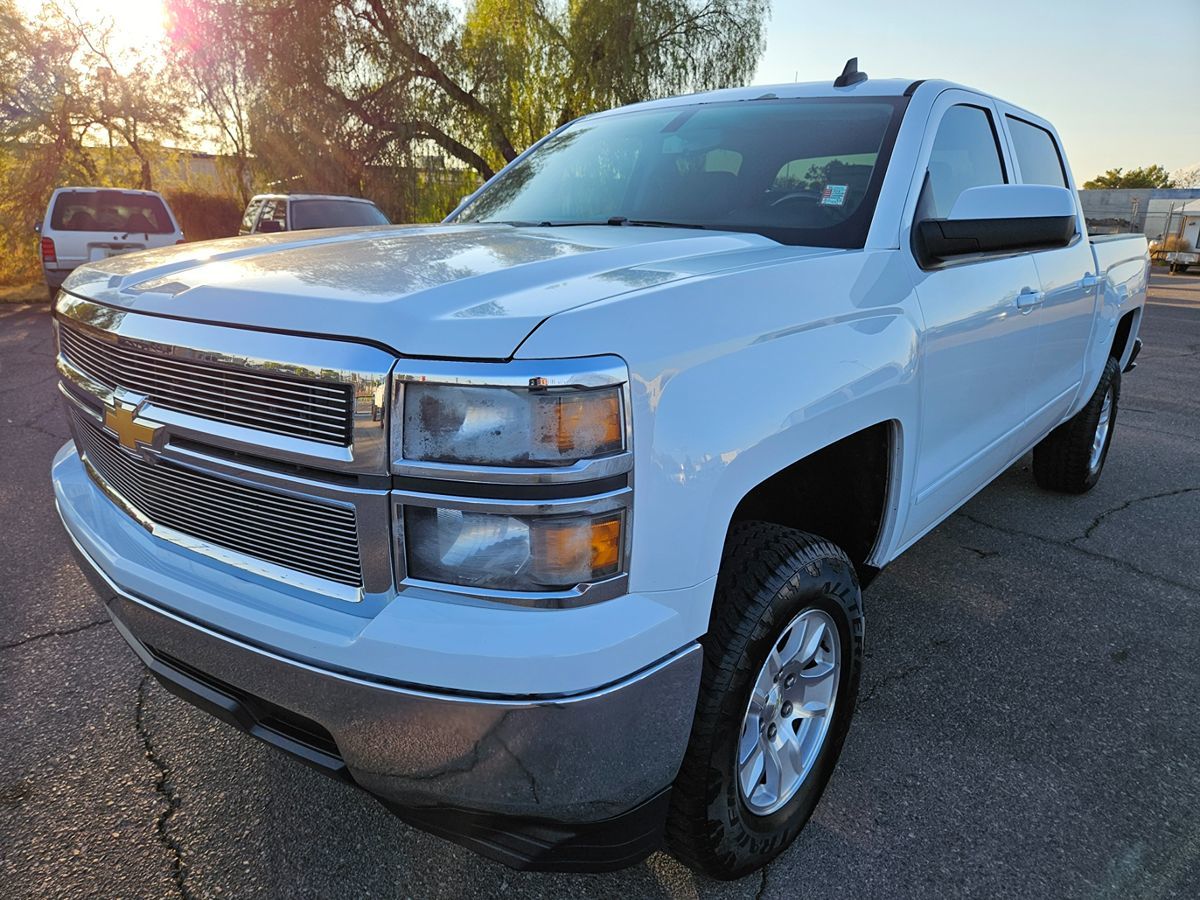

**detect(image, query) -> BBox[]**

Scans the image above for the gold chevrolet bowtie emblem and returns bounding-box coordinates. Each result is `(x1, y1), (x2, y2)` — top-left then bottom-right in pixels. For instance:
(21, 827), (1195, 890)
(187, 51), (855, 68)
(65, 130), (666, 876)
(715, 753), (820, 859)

(103, 394), (163, 454)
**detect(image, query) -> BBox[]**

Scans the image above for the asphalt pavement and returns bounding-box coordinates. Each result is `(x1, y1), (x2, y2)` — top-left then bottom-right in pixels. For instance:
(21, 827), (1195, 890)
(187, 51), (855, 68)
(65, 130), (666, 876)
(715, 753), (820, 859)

(2, 273), (1198, 899)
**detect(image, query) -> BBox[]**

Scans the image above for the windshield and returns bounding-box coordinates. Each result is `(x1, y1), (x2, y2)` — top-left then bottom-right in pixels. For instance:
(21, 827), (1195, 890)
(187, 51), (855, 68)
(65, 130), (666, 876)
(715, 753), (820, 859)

(50, 190), (174, 234)
(454, 97), (906, 248)
(290, 199), (389, 230)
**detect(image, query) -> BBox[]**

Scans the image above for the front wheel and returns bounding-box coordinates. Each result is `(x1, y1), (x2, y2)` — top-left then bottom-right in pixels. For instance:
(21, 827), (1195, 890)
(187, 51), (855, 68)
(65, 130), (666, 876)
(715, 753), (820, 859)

(665, 523), (864, 879)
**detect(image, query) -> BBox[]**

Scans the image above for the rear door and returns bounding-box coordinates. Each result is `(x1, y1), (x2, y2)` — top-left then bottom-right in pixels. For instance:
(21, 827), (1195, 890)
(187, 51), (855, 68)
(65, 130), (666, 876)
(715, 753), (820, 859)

(900, 92), (1044, 542)
(998, 108), (1097, 436)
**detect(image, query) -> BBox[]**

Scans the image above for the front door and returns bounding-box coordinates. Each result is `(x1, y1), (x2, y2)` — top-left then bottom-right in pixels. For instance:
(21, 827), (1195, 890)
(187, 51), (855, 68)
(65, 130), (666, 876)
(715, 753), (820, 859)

(901, 97), (1043, 543)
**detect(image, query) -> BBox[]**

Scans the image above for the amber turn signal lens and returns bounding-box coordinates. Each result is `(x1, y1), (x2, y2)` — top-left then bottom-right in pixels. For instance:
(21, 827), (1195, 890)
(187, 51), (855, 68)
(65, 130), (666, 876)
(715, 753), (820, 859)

(528, 513), (623, 584)
(553, 391), (622, 455)
(588, 516), (622, 574)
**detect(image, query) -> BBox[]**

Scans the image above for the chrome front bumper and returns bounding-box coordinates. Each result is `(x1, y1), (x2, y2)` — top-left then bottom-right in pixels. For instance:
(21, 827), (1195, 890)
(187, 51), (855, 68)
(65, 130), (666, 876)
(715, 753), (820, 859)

(61, 499), (701, 868)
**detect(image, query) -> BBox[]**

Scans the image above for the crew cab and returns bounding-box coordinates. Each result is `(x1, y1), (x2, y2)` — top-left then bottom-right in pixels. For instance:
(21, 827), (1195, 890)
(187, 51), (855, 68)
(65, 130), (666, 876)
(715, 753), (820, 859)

(51, 68), (1148, 879)
(36, 187), (184, 299)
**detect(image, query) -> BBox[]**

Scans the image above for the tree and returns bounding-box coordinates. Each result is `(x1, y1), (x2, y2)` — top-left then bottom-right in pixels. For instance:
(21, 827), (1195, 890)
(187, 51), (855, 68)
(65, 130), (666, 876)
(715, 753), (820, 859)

(0, 0), (97, 281)
(460, 0), (769, 160)
(164, 0), (771, 220)
(165, 0), (259, 204)
(0, 1), (185, 282)
(1172, 164), (1200, 189)
(1083, 164), (1177, 190)
(54, 3), (186, 191)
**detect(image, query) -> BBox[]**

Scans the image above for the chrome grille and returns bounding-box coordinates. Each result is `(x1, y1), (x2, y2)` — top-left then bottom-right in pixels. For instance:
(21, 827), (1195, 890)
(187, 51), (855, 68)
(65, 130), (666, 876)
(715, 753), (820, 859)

(59, 321), (354, 446)
(71, 407), (364, 587)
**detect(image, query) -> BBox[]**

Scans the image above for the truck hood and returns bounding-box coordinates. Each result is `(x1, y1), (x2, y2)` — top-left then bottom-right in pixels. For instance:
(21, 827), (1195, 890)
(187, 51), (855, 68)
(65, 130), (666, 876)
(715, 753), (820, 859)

(62, 224), (831, 359)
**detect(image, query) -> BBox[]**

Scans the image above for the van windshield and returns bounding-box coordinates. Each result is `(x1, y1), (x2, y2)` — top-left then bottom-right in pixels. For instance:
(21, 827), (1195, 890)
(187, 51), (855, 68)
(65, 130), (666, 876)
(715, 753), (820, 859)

(454, 97), (907, 248)
(50, 190), (174, 234)
(290, 199), (389, 230)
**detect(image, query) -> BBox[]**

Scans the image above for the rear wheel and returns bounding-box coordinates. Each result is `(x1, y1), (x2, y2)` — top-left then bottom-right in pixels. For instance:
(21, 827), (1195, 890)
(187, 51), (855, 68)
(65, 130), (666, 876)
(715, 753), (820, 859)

(665, 523), (863, 879)
(1032, 356), (1121, 494)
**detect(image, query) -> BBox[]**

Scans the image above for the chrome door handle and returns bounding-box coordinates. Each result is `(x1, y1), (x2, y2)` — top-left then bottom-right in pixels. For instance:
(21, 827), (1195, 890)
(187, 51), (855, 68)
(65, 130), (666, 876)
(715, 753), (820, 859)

(1015, 289), (1044, 312)
(1080, 273), (1101, 289)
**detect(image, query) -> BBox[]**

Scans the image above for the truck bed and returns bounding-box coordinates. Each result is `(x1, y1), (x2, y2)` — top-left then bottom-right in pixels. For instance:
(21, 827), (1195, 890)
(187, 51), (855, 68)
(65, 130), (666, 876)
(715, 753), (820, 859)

(1090, 233), (1149, 292)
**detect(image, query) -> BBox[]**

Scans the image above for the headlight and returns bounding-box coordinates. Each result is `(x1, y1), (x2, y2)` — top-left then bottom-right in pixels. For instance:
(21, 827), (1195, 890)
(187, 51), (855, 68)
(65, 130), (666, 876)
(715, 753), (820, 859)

(402, 383), (623, 466)
(405, 506), (624, 591)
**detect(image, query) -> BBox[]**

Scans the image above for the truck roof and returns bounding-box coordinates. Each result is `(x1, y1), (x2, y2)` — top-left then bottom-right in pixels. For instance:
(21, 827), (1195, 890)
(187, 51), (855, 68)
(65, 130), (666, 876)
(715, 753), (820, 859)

(594, 77), (1028, 118)
(251, 193), (377, 203)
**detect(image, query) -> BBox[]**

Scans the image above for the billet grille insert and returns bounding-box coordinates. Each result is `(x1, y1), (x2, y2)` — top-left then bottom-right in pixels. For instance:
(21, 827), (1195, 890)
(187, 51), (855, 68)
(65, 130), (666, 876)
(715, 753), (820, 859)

(71, 407), (364, 587)
(59, 322), (354, 446)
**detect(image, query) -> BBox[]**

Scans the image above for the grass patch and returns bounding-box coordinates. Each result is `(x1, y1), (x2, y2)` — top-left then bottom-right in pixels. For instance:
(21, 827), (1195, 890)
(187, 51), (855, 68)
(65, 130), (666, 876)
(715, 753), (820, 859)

(0, 281), (48, 303)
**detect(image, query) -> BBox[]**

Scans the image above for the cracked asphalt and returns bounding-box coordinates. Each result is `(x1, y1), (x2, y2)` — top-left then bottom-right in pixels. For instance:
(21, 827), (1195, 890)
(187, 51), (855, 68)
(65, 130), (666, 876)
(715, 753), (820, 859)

(2, 272), (1198, 899)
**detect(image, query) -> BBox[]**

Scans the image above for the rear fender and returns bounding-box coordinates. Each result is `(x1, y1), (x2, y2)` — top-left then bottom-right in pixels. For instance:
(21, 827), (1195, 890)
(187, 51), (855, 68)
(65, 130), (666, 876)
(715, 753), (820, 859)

(1073, 246), (1148, 415)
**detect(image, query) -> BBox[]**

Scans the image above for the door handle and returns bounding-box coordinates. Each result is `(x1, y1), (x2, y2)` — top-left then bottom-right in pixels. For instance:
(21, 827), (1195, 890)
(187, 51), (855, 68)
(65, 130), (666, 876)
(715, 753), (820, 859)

(1080, 273), (1101, 289)
(1015, 289), (1044, 312)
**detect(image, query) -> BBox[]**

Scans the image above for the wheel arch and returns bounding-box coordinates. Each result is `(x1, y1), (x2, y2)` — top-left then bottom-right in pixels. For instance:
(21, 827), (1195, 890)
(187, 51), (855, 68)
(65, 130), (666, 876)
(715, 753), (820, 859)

(721, 420), (899, 588)
(1110, 306), (1141, 369)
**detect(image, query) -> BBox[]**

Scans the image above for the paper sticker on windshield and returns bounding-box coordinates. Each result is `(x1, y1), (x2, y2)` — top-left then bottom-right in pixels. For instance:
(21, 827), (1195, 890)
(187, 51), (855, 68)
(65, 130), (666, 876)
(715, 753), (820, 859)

(821, 184), (848, 207)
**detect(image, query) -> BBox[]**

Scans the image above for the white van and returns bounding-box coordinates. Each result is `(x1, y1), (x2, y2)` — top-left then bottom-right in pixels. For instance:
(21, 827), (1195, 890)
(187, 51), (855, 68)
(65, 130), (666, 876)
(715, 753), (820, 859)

(37, 187), (184, 298)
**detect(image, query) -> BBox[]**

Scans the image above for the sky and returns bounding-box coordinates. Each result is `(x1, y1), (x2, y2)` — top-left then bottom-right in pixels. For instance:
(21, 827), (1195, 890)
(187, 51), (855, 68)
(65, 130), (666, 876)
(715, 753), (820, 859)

(19, 0), (1200, 186)
(754, 0), (1200, 184)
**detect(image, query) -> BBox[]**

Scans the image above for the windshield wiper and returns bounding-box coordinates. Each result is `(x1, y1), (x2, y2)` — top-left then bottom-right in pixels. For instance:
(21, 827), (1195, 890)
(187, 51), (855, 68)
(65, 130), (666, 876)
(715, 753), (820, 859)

(622, 219), (708, 230)
(473, 217), (709, 230)
(472, 219), (619, 227)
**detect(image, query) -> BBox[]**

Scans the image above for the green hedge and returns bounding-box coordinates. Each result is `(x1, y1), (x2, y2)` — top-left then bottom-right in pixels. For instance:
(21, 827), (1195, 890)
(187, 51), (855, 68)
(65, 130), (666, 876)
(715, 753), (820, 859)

(163, 189), (244, 242)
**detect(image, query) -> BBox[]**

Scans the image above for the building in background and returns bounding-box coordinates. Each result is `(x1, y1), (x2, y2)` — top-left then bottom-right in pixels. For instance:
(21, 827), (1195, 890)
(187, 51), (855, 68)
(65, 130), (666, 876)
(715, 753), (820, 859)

(1145, 198), (1200, 245)
(1079, 188), (1200, 236)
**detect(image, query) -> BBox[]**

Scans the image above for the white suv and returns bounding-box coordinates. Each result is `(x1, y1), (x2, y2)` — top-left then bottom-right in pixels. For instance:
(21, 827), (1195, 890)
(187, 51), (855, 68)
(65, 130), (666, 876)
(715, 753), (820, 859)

(38, 187), (183, 299)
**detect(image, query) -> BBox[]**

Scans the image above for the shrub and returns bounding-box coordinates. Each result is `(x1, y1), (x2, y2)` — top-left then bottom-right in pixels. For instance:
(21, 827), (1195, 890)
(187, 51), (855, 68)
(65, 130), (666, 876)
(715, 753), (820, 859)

(163, 189), (244, 242)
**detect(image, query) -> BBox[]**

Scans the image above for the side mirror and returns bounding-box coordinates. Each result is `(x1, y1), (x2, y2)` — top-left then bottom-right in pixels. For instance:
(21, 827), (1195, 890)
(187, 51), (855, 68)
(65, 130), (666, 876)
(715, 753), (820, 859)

(916, 184), (1078, 266)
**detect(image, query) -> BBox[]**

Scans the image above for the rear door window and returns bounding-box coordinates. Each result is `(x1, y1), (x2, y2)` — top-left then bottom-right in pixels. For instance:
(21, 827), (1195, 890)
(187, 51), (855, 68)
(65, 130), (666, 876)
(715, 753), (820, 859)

(51, 190), (174, 234)
(1006, 116), (1068, 188)
(289, 200), (389, 230)
(257, 199), (288, 232)
(918, 105), (1007, 219)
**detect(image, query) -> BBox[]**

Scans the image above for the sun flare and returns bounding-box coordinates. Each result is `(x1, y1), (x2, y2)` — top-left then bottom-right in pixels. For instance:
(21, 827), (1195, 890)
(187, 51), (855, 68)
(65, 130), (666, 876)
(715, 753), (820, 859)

(18, 0), (168, 58)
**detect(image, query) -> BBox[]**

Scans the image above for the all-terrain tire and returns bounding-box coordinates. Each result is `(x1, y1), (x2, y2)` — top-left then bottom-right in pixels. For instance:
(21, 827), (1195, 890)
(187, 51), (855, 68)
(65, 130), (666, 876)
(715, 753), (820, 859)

(1032, 356), (1121, 494)
(665, 522), (864, 880)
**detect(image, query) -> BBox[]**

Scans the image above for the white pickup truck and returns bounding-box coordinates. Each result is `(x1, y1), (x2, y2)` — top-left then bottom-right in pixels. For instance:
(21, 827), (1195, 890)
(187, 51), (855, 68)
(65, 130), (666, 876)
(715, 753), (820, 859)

(52, 70), (1148, 878)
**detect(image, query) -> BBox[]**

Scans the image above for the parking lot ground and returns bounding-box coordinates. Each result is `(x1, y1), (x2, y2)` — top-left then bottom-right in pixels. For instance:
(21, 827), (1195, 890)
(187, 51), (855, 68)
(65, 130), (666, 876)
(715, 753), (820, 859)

(2, 272), (1198, 899)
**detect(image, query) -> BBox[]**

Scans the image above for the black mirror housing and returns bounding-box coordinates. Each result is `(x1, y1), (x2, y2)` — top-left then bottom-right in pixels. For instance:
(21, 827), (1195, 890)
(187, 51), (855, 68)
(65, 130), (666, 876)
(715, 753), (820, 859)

(917, 215), (1077, 266)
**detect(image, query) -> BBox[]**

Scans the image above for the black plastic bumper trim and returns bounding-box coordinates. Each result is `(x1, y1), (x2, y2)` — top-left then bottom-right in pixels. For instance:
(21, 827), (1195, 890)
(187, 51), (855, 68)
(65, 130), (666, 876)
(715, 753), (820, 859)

(141, 639), (353, 783)
(381, 788), (671, 873)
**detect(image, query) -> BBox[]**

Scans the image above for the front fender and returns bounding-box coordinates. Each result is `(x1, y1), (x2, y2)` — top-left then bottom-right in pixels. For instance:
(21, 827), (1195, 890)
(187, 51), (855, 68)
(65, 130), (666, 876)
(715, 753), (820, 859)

(518, 249), (920, 636)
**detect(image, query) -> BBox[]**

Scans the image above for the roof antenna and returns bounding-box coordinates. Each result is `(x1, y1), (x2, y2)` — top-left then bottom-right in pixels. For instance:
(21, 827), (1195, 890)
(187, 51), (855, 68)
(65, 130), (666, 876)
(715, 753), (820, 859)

(834, 57), (868, 88)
